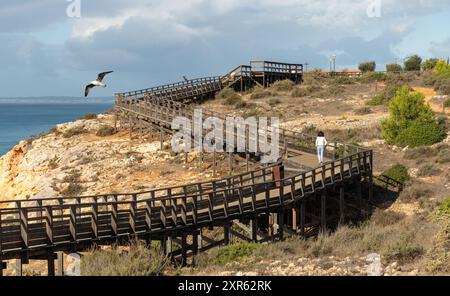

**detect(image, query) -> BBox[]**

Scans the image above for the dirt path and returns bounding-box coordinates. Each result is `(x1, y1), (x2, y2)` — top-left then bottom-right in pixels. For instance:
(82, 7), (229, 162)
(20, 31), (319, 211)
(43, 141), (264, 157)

(414, 87), (449, 116)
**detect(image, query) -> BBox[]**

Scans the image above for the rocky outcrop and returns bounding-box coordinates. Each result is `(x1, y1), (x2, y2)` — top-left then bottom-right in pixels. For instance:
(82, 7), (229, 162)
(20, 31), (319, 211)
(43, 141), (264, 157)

(0, 114), (218, 203)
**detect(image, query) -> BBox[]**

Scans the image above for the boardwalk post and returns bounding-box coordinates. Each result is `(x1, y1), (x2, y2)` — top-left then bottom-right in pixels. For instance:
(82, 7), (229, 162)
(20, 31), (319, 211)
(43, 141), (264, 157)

(277, 211), (284, 240)
(213, 149), (217, 178)
(15, 259), (22, 276)
(357, 180), (363, 217)
(47, 251), (55, 277)
(224, 223), (231, 245)
(333, 142), (337, 160)
(166, 235), (173, 255)
(321, 192), (327, 232)
(339, 186), (345, 224)
(57, 252), (64, 276)
(181, 234), (187, 267)
(300, 200), (306, 237)
(292, 208), (299, 232)
(368, 152), (374, 202)
(249, 218), (258, 242)
(160, 127), (164, 150)
(160, 236), (167, 255)
(129, 117), (133, 140)
(192, 231), (199, 255)
(197, 228), (204, 251)
(270, 213), (279, 237)
(113, 112), (118, 131)
(0, 258), (4, 277)
(228, 152), (232, 175)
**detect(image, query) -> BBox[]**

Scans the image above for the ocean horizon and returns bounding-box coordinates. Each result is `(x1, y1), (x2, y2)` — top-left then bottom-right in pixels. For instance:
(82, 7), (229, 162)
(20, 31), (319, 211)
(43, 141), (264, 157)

(0, 97), (113, 156)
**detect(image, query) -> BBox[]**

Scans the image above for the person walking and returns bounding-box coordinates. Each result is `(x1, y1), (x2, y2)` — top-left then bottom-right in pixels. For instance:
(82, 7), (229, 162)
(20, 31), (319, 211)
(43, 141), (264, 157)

(316, 131), (327, 164)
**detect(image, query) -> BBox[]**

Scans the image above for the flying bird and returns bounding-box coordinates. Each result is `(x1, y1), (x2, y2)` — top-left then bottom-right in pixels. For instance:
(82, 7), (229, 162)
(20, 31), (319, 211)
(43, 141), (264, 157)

(85, 71), (114, 97)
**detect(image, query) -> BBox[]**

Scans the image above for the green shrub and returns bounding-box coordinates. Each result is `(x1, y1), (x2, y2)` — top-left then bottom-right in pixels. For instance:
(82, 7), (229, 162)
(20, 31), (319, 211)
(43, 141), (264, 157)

(81, 243), (169, 276)
(272, 79), (295, 91)
(437, 198), (450, 216)
(250, 88), (273, 100)
(366, 94), (385, 106)
(96, 125), (116, 137)
(422, 58), (439, 71)
(434, 60), (450, 79)
(382, 164), (410, 184)
(395, 121), (446, 148)
(404, 55), (422, 71)
(382, 240), (424, 262)
(444, 98), (450, 108)
(386, 64), (402, 72)
(211, 242), (260, 265)
(359, 61), (376, 72)
(216, 88), (241, 105)
(360, 72), (387, 83)
(381, 86), (444, 146)
(78, 113), (98, 120)
(367, 85), (405, 106)
(63, 126), (86, 138)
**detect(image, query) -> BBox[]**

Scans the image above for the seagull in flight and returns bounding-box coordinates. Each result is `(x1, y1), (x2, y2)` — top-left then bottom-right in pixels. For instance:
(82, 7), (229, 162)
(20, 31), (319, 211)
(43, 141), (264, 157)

(85, 71), (114, 97)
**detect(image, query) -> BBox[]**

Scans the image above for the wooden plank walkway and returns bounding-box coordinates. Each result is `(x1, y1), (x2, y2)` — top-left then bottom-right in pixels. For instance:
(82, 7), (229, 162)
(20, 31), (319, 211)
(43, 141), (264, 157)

(0, 60), (373, 274)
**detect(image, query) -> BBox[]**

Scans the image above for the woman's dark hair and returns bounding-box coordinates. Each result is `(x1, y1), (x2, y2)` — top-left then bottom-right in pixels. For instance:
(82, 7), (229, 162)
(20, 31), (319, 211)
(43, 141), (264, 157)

(318, 131), (324, 137)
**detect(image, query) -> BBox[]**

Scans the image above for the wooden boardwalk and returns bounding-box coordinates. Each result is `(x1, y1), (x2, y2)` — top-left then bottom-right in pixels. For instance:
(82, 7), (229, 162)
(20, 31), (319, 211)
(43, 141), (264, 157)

(0, 60), (373, 275)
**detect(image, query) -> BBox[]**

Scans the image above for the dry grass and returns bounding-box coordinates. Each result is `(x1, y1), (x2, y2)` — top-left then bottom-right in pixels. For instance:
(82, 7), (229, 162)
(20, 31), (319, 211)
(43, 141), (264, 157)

(271, 79), (295, 92)
(78, 113), (98, 120)
(250, 88), (274, 100)
(63, 126), (87, 138)
(81, 242), (170, 276)
(96, 125), (116, 137)
(417, 164), (442, 177)
(398, 182), (435, 202)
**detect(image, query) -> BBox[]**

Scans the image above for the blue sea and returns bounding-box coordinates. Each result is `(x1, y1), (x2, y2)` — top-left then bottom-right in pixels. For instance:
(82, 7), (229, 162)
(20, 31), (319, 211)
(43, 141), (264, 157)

(0, 97), (113, 156)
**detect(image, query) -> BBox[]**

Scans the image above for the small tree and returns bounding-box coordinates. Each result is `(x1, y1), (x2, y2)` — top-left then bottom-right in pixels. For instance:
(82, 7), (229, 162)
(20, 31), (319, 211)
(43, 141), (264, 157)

(359, 61), (376, 72)
(422, 58), (439, 71)
(434, 60), (450, 79)
(381, 86), (445, 146)
(404, 55), (422, 71)
(386, 64), (402, 72)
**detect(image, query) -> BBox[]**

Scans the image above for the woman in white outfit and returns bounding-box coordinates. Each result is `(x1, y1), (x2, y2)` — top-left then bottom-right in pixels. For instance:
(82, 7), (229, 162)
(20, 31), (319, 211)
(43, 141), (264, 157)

(315, 131), (327, 164)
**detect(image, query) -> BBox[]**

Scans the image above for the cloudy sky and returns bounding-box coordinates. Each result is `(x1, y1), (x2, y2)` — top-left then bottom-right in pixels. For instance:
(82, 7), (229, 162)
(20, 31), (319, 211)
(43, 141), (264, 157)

(1, 0), (450, 97)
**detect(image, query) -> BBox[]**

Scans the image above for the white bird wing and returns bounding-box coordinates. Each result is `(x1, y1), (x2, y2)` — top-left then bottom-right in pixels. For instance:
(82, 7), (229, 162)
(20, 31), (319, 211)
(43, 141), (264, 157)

(96, 71), (114, 82)
(85, 84), (95, 97)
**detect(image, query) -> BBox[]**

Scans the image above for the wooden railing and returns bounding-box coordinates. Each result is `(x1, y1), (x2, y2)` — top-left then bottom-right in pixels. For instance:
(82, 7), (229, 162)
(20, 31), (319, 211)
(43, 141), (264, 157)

(116, 95), (368, 161)
(250, 61), (303, 74)
(116, 76), (222, 102)
(0, 150), (372, 257)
